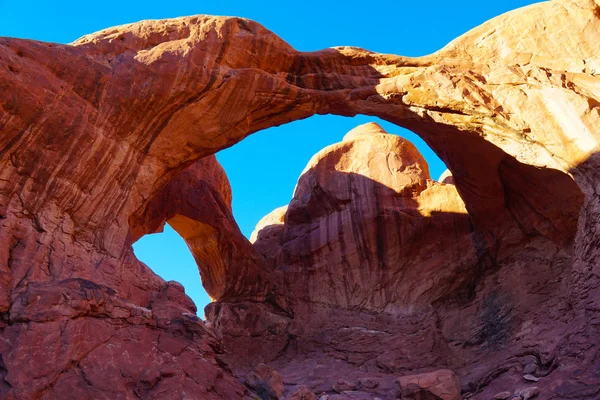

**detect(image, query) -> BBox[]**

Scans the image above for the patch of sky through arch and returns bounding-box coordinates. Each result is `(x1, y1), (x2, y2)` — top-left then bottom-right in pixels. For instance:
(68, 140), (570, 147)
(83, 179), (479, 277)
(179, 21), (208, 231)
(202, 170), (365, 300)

(218, 115), (447, 238)
(1, 0), (538, 316)
(133, 115), (447, 314)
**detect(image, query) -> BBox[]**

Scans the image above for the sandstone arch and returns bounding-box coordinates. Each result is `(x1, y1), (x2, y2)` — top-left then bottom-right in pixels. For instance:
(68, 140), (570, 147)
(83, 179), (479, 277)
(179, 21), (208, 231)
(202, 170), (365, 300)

(0, 0), (599, 398)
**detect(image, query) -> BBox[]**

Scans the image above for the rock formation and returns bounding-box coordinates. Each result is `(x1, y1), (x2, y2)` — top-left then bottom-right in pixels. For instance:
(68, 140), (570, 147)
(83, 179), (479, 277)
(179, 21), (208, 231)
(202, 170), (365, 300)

(1, 0), (599, 398)
(129, 156), (271, 301)
(253, 122), (476, 311)
(396, 369), (461, 400)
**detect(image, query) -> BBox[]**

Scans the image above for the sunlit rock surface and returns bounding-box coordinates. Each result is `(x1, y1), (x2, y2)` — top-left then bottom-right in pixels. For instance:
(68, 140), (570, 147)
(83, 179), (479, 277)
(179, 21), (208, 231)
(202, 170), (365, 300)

(253, 123), (475, 311)
(0, 0), (599, 398)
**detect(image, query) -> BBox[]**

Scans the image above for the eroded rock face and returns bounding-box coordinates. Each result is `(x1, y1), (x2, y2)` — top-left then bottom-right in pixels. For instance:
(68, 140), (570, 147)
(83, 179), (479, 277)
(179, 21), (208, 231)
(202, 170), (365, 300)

(0, 277), (250, 399)
(223, 122), (588, 399)
(129, 155), (271, 301)
(0, 157), (253, 398)
(396, 369), (462, 400)
(255, 123), (476, 311)
(0, 0), (600, 398)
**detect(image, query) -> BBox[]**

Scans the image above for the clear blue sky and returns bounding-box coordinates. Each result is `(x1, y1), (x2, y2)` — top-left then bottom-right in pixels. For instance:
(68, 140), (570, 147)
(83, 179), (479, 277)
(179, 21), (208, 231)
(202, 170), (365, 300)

(0, 0), (539, 314)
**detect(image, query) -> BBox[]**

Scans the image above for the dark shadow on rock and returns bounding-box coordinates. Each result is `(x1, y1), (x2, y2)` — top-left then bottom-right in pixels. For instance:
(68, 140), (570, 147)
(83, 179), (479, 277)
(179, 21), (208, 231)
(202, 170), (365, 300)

(381, 117), (584, 256)
(0, 19), (594, 399)
(128, 156), (273, 303)
(208, 158), (582, 391)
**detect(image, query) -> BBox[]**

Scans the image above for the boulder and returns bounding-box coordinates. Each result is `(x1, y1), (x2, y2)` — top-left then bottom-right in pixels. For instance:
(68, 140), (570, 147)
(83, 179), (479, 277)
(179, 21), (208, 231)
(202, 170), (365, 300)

(396, 370), (461, 400)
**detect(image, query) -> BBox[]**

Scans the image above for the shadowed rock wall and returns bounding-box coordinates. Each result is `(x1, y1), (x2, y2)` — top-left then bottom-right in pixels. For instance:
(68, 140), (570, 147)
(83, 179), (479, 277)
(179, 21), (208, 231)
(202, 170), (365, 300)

(0, 0), (599, 398)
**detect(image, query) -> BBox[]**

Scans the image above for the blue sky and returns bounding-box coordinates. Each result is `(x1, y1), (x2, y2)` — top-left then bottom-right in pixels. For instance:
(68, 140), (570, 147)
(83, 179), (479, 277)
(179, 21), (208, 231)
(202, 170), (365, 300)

(0, 0), (539, 313)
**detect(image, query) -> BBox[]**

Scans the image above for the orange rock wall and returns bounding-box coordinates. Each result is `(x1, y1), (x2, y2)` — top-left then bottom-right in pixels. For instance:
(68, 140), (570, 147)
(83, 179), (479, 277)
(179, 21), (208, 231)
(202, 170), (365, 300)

(1, 1), (599, 398)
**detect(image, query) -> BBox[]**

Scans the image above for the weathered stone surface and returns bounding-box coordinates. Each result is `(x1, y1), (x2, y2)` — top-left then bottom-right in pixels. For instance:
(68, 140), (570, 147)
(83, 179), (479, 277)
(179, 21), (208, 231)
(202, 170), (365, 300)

(205, 299), (293, 366)
(250, 205), (288, 262)
(1, 0), (600, 399)
(129, 155), (271, 301)
(523, 362), (537, 375)
(287, 386), (317, 400)
(255, 123), (475, 311)
(494, 391), (513, 400)
(246, 363), (284, 400)
(0, 277), (250, 399)
(333, 379), (357, 393)
(515, 386), (541, 400)
(357, 377), (379, 389)
(523, 374), (540, 382)
(438, 169), (454, 185)
(396, 369), (462, 400)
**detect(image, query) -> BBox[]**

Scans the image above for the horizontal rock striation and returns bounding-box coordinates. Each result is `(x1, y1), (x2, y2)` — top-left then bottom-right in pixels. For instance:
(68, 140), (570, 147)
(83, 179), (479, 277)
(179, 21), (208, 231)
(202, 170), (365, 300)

(0, 0), (599, 398)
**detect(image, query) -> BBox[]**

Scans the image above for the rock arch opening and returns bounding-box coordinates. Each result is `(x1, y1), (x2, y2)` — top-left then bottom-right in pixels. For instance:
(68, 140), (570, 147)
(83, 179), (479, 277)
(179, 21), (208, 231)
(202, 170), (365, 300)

(217, 114), (449, 239)
(1, 3), (599, 397)
(128, 106), (585, 317)
(133, 224), (210, 312)
(129, 115), (450, 314)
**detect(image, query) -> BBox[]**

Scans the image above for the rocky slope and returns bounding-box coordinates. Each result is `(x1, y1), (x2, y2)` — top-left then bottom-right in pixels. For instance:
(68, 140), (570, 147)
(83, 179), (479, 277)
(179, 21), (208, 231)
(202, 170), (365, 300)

(222, 122), (583, 399)
(1, 0), (600, 398)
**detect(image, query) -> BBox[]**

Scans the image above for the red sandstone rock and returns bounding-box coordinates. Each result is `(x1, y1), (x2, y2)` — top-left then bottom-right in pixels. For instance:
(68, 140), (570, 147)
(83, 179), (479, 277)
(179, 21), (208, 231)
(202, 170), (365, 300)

(287, 386), (317, 400)
(0, 0), (599, 399)
(438, 169), (454, 185)
(333, 378), (358, 393)
(515, 386), (540, 400)
(246, 363), (285, 400)
(254, 123), (476, 311)
(396, 369), (461, 400)
(129, 155), (271, 301)
(250, 205), (288, 262)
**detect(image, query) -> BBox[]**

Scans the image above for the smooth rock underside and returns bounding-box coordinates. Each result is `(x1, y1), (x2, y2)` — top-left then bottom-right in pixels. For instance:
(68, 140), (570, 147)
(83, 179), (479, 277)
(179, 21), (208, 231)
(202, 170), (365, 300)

(1, 0), (600, 398)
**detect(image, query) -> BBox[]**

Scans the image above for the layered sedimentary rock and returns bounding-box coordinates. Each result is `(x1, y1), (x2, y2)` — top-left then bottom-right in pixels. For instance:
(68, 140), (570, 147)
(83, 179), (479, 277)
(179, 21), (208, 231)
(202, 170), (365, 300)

(219, 121), (588, 399)
(396, 369), (462, 400)
(254, 123), (476, 311)
(0, 156), (253, 398)
(129, 156), (271, 301)
(1, 0), (600, 398)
